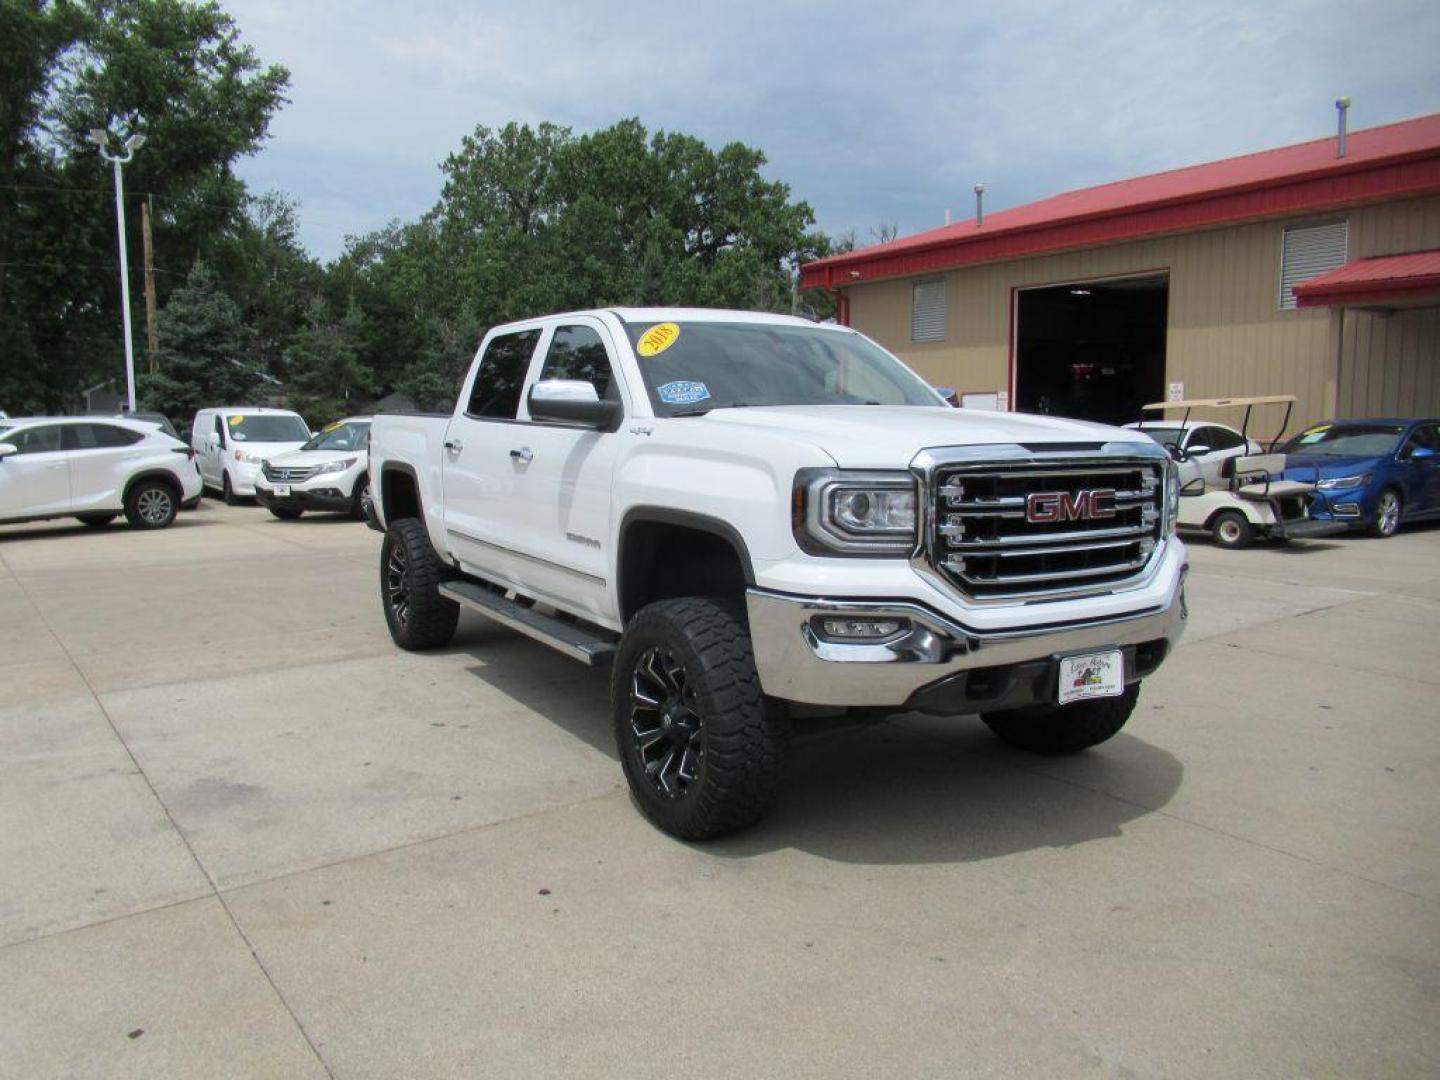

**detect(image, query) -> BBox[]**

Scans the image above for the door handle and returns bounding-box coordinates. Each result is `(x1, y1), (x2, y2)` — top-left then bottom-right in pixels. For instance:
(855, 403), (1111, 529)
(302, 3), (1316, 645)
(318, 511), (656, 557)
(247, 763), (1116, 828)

(509, 447), (533, 464)
(444, 439), (463, 453)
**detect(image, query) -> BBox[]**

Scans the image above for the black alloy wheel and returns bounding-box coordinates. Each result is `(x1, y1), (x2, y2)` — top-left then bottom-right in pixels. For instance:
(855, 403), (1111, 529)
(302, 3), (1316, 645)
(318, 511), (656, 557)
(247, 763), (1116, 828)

(628, 646), (705, 799)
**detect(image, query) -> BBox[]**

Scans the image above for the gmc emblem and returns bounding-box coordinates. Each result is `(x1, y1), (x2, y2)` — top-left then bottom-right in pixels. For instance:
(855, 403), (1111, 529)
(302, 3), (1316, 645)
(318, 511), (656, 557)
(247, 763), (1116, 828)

(1025, 489), (1118, 524)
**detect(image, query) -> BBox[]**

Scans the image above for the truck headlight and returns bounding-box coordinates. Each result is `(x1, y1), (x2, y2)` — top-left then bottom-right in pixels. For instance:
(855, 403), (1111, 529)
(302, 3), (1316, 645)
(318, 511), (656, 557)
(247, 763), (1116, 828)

(794, 469), (917, 555)
(314, 457), (357, 476)
(1165, 461), (1180, 535)
(1316, 472), (1370, 490)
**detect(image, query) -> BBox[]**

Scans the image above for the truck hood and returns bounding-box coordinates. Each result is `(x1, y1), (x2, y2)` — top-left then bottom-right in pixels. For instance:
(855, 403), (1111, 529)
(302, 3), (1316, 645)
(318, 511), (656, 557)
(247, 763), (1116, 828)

(700, 406), (1150, 467)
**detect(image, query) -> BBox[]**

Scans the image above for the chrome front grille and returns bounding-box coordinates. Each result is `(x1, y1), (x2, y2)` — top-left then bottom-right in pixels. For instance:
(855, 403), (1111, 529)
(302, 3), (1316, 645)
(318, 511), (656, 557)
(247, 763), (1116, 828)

(929, 457), (1165, 600)
(262, 462), (316, 483)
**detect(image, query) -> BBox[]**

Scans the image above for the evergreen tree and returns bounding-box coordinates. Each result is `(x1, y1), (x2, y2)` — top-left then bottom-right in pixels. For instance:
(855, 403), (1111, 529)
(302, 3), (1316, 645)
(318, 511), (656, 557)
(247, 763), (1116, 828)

(284, 297), (370, 424)
(139, 259), (258, 420)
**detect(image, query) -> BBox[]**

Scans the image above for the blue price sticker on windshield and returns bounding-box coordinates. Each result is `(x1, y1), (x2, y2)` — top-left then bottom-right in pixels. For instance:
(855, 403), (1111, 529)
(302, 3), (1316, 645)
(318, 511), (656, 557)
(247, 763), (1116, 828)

(657, 380), (711, 405)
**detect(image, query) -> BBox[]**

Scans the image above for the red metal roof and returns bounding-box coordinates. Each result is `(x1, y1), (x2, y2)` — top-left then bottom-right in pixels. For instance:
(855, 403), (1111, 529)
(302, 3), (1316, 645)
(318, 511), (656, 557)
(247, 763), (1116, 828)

(801, 113), (1440, 290)
(1294, 249), (1440, 307)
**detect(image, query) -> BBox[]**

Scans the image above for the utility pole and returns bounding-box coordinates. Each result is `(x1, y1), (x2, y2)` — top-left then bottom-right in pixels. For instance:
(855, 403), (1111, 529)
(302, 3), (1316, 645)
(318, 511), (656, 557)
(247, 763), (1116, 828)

(88, 125), (146, 413)
(141, 197), (159, 374)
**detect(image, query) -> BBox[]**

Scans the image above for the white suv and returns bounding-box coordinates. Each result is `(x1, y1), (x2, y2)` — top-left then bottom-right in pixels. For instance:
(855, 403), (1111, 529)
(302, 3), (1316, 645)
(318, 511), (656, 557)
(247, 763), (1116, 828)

(0, 416), (202, 529)
(254, 416), (371, 520)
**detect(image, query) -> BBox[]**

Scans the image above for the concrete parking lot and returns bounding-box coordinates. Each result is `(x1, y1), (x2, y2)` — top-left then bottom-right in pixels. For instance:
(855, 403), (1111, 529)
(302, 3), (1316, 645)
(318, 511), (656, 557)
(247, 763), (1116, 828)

(2, 501), (1437, 1078)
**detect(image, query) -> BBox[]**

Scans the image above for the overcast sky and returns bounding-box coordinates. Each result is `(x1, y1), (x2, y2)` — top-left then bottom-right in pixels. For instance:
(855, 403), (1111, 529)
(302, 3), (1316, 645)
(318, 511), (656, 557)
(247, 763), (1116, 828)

(225, 0), (1440, 263)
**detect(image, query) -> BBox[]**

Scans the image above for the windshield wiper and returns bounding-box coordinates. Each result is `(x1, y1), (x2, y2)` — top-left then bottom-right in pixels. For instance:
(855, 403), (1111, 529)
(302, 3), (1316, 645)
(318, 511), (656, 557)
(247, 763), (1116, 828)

(667, 401), (751, 418)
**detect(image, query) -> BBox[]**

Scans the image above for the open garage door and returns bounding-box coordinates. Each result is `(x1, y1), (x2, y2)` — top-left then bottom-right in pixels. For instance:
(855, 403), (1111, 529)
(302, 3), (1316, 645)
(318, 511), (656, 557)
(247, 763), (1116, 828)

(1015, 273), (1168, 425)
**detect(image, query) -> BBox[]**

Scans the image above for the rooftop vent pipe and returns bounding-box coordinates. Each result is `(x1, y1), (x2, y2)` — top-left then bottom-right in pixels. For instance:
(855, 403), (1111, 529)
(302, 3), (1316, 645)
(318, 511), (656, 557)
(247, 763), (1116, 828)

(1336, 97), (1350, 158)
(974, 183), (985, 227)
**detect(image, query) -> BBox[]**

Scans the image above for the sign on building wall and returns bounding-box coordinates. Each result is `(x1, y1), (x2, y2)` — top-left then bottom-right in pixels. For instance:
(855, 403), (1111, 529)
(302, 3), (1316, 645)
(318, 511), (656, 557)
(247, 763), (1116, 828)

(1167, 382), (1185, 402)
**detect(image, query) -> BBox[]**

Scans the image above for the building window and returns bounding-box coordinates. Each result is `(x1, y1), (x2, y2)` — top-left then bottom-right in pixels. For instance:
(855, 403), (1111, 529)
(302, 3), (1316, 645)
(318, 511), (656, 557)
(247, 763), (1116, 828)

(1279, 220), (1347, 310)
(911, 277), (946, 342)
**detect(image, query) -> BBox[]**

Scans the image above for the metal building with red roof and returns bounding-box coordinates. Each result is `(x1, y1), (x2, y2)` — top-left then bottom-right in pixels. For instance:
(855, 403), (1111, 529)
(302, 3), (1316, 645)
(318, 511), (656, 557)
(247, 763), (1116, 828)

(801, 111), (1440, 427)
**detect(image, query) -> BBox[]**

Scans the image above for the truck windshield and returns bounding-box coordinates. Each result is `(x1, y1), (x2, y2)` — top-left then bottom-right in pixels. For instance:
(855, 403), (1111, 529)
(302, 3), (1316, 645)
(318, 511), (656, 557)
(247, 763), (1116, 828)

(620, 320), (941, 416)
(228, 414), (310, 443)
(1280, 423), (1405, 457)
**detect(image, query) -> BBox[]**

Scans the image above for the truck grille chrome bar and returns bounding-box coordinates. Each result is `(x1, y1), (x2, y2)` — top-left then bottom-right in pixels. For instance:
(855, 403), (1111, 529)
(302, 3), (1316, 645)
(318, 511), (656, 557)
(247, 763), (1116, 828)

(924, 455), (1167, 601)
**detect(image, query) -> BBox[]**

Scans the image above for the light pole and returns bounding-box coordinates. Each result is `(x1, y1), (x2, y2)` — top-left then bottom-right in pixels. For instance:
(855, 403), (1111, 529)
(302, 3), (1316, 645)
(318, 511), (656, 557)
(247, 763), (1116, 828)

(88, 126), (146, 414)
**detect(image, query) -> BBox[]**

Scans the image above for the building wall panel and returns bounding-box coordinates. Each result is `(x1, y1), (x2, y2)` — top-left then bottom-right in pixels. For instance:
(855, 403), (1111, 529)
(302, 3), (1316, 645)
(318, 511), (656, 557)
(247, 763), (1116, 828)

(846, 195), (1440, 429)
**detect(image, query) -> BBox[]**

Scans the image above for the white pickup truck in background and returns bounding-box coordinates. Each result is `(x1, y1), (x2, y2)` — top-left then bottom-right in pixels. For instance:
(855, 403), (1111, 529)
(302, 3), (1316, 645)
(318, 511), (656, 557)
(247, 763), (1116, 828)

(368, 308), (1187, 839)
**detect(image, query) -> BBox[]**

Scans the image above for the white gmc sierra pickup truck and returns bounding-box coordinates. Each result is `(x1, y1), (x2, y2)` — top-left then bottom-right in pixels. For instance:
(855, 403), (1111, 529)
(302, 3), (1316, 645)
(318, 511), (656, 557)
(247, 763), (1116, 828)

(369, 308), (1187, 839)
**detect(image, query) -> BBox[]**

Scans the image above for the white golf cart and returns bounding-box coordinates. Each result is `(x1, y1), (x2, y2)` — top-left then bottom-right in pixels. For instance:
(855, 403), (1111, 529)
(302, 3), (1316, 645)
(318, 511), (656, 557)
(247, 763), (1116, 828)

(1137, 395), (1345, 549)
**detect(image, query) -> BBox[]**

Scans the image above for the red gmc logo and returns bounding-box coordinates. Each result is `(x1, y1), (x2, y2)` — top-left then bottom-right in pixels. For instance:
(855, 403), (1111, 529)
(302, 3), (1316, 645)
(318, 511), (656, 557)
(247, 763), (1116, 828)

(1025, 489), (1118, 524)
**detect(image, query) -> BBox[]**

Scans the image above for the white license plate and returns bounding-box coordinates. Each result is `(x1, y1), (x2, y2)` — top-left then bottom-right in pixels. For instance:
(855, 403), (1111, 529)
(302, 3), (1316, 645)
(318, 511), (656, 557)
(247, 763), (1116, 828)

(1057, 649), (1124, 705)
(272, 484), (291, 497)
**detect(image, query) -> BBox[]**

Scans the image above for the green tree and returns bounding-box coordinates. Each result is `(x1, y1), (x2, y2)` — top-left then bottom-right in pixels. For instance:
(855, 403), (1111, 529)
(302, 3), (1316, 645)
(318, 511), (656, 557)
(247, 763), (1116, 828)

(138, 258), (257, 419)
(284, 297), (370, 424)
(0, 0), (288, 412)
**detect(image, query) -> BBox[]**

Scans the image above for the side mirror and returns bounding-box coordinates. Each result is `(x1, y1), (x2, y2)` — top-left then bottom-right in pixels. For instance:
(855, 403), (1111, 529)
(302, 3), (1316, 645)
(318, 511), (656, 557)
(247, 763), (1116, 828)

(0, 442), (16, 461)
(1187, 444), (1212, 457)
(1410, 446), (1436, 461)
(528, 380), (622, 431)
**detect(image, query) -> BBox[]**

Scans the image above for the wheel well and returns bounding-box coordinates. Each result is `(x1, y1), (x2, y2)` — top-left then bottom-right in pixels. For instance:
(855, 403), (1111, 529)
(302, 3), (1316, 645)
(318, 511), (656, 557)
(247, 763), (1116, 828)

(619, 519), (750, 624)
(123, 470), (182, 504)
(381, 465), (421, 522)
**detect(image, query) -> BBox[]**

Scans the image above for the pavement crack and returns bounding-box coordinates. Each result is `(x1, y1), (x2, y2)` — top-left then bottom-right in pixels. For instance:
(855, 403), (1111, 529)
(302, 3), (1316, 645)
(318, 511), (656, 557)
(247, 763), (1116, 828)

(4, 571), (338, 1080)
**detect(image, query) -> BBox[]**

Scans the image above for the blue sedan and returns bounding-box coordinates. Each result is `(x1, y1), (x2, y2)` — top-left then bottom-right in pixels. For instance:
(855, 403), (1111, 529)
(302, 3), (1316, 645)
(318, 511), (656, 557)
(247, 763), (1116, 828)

(1281, 418), (1440, 537)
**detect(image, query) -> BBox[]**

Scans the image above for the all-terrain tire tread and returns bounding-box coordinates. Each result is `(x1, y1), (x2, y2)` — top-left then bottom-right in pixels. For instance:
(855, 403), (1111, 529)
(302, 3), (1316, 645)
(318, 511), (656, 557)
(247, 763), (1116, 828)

(383, 517), (459, 650)
(981, 685), (1139, 755)
(613, 597), (789, 840)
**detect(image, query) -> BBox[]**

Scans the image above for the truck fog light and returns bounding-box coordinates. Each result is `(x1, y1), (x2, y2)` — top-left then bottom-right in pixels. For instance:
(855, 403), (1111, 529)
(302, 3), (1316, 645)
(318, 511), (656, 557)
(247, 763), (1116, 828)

(817, 617), (906, 641)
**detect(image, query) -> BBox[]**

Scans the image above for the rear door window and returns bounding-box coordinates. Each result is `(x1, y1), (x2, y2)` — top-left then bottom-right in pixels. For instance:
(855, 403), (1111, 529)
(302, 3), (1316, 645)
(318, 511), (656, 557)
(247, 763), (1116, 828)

(64, 424), (144, 450)
(466, 330), (541, 419)
(537, 325), (618, 402)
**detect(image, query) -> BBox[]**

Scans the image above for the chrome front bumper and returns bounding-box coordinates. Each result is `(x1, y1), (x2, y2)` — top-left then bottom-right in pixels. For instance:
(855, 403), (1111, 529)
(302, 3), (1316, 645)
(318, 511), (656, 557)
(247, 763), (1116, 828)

(745, 570), (1188, 708)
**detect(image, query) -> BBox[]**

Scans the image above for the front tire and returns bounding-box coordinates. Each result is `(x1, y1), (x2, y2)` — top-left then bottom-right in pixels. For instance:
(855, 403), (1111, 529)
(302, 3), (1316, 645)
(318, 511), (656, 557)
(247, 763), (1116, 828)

(613, 598), (789, 840)
(1211, 509), (1253, 549)
(269, 506), (303, 521)
(380, 518), (459, 650)
(1369, 488), (1401, 537)
(351, 476), (370, 521)
(222, 472), (238, 506)
(124, 480), (178, 530)
(982, 685), (1139, 755)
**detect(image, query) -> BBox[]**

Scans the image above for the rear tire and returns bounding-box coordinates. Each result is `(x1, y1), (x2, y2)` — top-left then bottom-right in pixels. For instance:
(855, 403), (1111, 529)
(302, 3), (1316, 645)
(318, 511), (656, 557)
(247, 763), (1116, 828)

(124, 480), (178, 530)
(380, 518), (459, 650)
(1369, 488), (1401, 538)
(77, 514), (117, 527)
(1211, 509), (1253, 549)
(613, 597), (789, 840)
(269, 506), (303, 521)
(982, 685), (1139, 755)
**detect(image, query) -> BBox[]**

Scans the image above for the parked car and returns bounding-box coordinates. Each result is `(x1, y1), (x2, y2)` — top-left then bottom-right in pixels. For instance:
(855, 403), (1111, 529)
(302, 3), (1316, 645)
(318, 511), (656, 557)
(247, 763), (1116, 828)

(1125, 418), (1262, 486)
(190, 407), (311, 504)
(368, 307), (1187, 839)
(1281, 418), (1440, 537)
(254, 416), (371, 520)
(114, 410), (179, 438)
(0, 416), (201, 529)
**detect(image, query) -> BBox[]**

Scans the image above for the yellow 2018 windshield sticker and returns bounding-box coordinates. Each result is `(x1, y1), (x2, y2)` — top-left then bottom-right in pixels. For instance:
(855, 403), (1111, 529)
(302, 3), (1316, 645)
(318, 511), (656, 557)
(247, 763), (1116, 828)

(323, 421), (343, 432)
(228, 415), (245, 426)
(637, 322), (680, 357)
